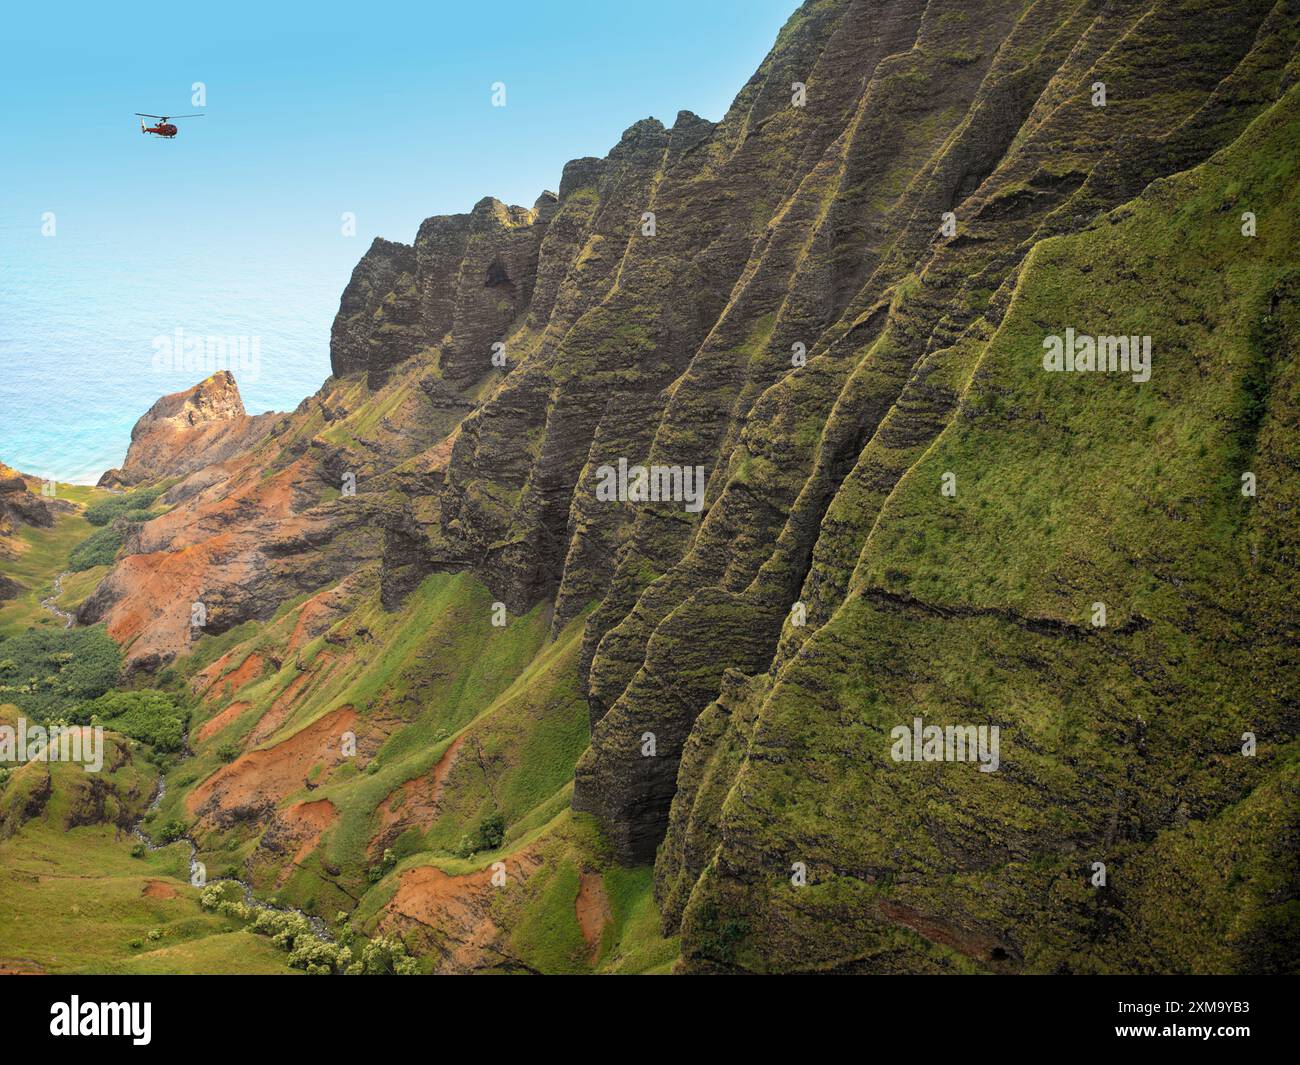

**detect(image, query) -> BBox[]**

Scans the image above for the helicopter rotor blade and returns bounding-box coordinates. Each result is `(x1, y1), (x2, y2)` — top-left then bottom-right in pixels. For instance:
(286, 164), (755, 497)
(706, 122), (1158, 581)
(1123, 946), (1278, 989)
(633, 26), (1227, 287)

(168, 114), (205, 119)
(134, 113), (163, 118)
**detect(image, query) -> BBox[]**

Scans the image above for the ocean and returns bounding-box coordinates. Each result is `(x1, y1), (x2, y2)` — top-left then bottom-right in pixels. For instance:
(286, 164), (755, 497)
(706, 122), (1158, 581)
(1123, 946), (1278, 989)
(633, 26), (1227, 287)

(0, 211), (356, 484)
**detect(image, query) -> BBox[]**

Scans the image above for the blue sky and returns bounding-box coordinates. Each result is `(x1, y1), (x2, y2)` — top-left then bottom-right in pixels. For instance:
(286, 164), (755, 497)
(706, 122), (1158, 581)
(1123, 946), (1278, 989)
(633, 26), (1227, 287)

(0, 1), (799, 481)
(3, 0), (797, 249)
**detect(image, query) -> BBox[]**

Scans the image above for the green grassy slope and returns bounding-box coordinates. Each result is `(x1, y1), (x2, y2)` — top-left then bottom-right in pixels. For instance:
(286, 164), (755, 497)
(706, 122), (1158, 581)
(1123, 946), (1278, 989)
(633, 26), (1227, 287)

(5, 0), (1295, 977)
(674, 81), (1300, 974)
(0, 822), (295, 975)
(123, 570), (676, 972)
(0, 482), (110, 637)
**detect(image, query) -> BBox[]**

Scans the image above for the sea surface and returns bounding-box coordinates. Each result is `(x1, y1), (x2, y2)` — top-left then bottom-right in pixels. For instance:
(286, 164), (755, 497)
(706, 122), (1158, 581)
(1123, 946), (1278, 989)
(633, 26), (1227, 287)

(0, 211), (357, 483)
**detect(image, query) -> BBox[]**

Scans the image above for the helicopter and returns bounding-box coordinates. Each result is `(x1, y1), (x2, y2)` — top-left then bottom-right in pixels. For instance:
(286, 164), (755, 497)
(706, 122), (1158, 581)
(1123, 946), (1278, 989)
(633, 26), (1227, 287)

(135, 113), (203, 138)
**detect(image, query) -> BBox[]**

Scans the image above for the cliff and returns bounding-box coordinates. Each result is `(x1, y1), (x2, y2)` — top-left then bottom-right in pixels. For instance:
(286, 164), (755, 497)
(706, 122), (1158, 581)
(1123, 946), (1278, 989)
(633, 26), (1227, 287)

(0, 463), (63, 598)
(98, 371), (279, 489)
(0, 465), (56, 541)
(72, 0), (1300, 974)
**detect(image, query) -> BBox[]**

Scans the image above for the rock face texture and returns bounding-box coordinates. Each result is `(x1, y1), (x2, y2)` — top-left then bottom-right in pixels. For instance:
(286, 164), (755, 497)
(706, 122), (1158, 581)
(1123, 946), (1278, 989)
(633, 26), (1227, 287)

(98, 371), (278, 489)
(85, 0), (1299, 973)
(330, 195), (554, 389)
(79, 381), (386, 672)
(0, 462), (64, 576)
(0, 465), (56, 538)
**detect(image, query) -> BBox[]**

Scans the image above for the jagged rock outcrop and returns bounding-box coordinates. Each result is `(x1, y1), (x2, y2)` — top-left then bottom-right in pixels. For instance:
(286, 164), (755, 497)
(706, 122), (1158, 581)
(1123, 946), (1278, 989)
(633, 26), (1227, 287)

(0, 465), (56, 535)
(330, 237), (422, 386)
(98, 371), (278, 488)
(0, 462), (64, 571)
(80, 370), (406, 670)
(82, 0), (1300, 973)
(330, 195), (555, 389)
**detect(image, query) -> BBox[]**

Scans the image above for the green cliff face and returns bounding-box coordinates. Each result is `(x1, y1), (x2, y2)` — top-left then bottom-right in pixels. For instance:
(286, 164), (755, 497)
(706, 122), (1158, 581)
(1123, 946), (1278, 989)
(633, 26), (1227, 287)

(53, 0), (1300, 974)
(664, 80), (1300, 971)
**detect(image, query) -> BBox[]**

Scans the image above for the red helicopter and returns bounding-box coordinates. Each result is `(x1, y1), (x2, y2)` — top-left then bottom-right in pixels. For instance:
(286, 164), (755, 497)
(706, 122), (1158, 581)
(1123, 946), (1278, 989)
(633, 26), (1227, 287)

(135, 113), (203, 138)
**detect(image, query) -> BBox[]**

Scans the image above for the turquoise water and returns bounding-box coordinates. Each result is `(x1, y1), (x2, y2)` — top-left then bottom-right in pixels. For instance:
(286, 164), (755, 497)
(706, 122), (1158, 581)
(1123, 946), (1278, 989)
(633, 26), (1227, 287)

(1, 211), (355, 483)
(1, 1), (799, 487)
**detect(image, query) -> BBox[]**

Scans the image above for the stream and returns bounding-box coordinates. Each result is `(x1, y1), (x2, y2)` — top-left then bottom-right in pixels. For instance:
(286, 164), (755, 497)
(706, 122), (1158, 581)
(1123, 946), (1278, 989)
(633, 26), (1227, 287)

(131, 768), (331, 940)
(40, 571), (75, 628)
(48, 559), (332, 946)
(34, 521), (333, 950)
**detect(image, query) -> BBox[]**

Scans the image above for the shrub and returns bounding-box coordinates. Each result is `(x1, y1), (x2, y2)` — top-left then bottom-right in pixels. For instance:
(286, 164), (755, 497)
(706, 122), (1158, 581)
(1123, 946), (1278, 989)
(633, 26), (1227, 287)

(215, 899), (254, 922)
(456, 812), (507, 857)
(251, 909), (317, 953)
(477, 812), (506, 851)
(0, 626), (121, 719)
(71, 689), (188, 751)
(366, 847), (396, 883)
(352, 935), (418, 975)
(68, 525), (124, 571)
(288, 937), (351, 974)
(154, 818), (188, 844)
(84, 487), (164, 527)
(117, 509), (157, 524)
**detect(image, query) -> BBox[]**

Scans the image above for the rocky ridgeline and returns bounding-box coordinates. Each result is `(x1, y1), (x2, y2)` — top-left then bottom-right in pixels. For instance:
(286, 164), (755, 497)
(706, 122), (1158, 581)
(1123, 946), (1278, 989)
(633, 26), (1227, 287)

(1, 463), (64, 600)
(82, 0), (1300, 973)
(0, 465), (56, 538)
(98, 370), (279, 489)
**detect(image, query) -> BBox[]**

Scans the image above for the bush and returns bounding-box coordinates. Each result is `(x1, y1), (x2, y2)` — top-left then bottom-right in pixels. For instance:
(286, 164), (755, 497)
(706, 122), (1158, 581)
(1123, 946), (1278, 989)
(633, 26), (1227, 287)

(154, 818), (188, 844)
(366, 847), (396, 883)
(477, 812), (506, 851)
(288, 936), (351, 974)
(68, 525), (124, 571)
(215, 741), (239, 763)
(0, 626), (121, 719)
(220, 900), (254, 921)
(84, 487), (164, 527)
(251, 909), (315, 952)
(117, 509), (157, 524)
(456, 812), (507, 857)
(70, 689), (188, 751)
(240, 911), (356, 973)
(350, 935), (418, 975)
